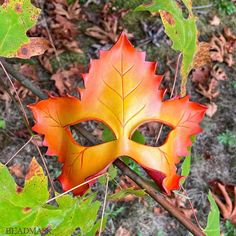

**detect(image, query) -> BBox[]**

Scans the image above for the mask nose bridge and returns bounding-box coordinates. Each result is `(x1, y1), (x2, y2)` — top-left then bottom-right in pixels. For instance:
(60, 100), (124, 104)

(116, 135), (133, 157)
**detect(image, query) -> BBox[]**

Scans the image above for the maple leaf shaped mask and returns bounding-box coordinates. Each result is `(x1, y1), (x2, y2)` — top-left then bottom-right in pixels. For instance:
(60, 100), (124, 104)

(29, 33), (206, 195)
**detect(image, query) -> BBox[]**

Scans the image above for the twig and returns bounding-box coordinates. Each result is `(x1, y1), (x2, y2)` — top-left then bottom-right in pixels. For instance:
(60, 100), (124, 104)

(5, 136), (34, 166)
(181, 186), (203, 230)
(99, 174), (109, 236)
(192, 4), (213, 10)
(0, 60), (30, 125)
(46, 172), (107, 204)
(155, 53), (182, 145)
(0, 59), (47, 99)
(0, 60), (55, 195)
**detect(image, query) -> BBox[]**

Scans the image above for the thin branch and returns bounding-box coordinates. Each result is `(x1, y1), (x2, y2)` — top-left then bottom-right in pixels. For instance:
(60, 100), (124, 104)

(35, 144), (56, 193)
(114, 160), (205, 236)
(155, 53), (182, 145)
(192, 4), (213, 10)
(0, 59), (47, 99)
(0, 60), (55, 195)
(0, 60), (30, 125)
(46, 172), (108, 204)
(36, 0), (63, 68)
(99, 174), (109, 236)
(5, 136), (34, 166)
(181, 186), (203, 230)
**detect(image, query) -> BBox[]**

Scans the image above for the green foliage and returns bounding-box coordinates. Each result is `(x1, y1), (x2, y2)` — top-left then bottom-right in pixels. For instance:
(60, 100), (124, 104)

(105, 204), (125, 219)
(99, 164), (118, 185)
(0, 0), (40, 57)
(135, 0), (198, 95)
(232, 81), (236, 89)
(0, 119), (6, 129)
(181, 136), (196, 184)
(102, 126), (116, 142)
(213, 0), (236, 15)
(204, 191), (220, 236)
(131, 130), (146, 145)
(217, 130), (236, 147)
(0, 159), (103, 236)
(224, 220), (236, 236)
(108, 187), (146, 201)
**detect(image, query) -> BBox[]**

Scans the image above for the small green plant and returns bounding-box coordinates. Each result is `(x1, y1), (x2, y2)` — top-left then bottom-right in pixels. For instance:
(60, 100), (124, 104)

(105, 204), (125, 219)
(217, 130), (236, 147)
(224, 220), (236, 236)
(0, 119), (6, 129)
(213, 0), (236, 15)
(232, 81), (236, 89)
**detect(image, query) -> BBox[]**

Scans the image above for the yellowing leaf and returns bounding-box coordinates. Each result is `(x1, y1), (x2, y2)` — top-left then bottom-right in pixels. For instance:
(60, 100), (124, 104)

(0, 0), (49, 58)
(0, 158), (102, 235)
(135, 0), (198, 96)
(29, 34), (206, 195)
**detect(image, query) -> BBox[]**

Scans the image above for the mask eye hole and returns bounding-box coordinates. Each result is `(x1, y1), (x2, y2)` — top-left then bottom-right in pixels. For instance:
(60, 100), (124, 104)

(69, 120), (116, 147)
(131, 121), (173, 147)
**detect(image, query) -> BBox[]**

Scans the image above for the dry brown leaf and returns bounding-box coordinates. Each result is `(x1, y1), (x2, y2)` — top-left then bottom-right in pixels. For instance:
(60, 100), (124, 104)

(210, 35), (225, 63)
(193, 42), (211, 69)
(192, 66), (211, 85)
(210, 180), (236, 225)
(210, 28), (236, 67)
(28, 0), (83, 71)
(205, 102), (217, 118)
(211, 65), (227, 81)
(19, 64), (38, 81)
(85, 2), (129, 44)
(9, 163), (24, 178)
(51, 64), (83, 95)
(196, 79), (220, 100)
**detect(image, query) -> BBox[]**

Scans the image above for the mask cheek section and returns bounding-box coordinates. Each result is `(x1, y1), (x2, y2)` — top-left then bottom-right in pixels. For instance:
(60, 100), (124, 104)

(69, 120), (116, 147)
(129, 121), (174, 193)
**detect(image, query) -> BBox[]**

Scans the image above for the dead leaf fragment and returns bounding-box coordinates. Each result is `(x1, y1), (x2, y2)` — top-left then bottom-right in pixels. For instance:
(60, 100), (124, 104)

(205, 103), (217, 118)
(115, 227), (131, 236)
(210, 16), (221, 26)
(210, 180), (236, 225)
(9, 163), (24, 178)
(16, 38), (49, 59)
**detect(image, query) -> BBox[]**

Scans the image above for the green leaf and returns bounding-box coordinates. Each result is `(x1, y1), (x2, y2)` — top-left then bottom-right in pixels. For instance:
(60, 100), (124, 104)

(0, 119), (6, 129)
(131, 130), (146, 145)
(135, 0), (198, 95)
(0, 0), (48, 58)
(108, 187), (146, 201)
(0, 158), (102, 236)
(99, 164), (118, 185)
(102, 126), (116, 142)
(181, 136), (196, 184)
(204, 191), (220, 236)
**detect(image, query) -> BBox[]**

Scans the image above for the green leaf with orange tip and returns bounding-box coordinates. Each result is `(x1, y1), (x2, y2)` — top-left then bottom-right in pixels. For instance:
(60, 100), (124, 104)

(0, 158), (102, 235)
(29, 33), (206, 196)
(0, 0), (49, 58)
(135, 0), (198, 96)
